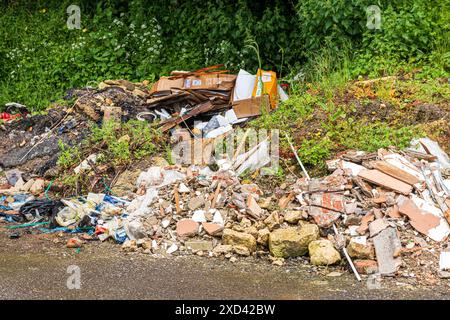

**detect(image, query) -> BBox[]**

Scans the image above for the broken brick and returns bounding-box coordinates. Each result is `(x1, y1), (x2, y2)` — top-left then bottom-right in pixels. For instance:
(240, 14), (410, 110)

(356, 212), (375, 235)
(176, 219), (199, 237)
(202, 222), (223, 236)
(354, 259), (378, 275)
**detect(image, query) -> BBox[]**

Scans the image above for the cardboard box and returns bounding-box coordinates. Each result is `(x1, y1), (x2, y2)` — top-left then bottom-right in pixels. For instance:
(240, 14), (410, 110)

(183, 74), (236, 90)
(150, 76), (184, 94)
(232, 95), (270, 118)
(252, 69), (278, 109)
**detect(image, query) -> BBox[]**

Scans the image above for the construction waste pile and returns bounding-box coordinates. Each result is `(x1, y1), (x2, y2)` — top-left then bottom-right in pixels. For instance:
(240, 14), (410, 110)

(1, 66), (450, 285)
(0, 65), (285, 178)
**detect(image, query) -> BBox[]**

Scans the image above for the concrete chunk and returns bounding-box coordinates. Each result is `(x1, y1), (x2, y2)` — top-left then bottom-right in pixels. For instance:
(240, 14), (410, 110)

(372, 227), (402, 276)
(369, 219), (389, 237)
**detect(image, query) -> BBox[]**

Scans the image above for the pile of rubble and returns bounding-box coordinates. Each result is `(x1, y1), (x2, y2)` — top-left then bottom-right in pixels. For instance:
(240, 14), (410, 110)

(1, 133), (450, 283)
(1, 65), (450, 284)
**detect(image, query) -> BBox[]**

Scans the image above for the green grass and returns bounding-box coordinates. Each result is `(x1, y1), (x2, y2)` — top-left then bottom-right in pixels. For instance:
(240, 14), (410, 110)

(249, 64), (447, 171)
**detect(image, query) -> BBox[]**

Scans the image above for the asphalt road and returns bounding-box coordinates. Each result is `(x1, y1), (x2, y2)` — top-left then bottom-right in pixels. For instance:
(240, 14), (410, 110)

(0, 227), (449, 300)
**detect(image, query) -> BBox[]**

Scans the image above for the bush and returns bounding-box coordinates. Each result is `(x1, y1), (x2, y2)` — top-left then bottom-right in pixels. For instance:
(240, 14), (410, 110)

(0, 0), (447, 112)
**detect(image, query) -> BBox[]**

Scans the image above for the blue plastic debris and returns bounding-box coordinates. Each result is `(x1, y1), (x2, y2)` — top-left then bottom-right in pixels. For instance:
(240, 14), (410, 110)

(115, 228), (128, 244)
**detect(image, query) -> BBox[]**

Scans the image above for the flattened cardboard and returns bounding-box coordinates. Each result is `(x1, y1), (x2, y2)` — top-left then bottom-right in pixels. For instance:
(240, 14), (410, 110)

(183, 74), (236, 90)
(232, 95), (270, 118)
(150, 76), (184, 94)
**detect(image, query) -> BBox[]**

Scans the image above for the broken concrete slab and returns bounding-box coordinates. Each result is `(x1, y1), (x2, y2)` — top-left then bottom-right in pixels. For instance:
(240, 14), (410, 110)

(369, 219), (389, 237)
(372, 227), (402, 276)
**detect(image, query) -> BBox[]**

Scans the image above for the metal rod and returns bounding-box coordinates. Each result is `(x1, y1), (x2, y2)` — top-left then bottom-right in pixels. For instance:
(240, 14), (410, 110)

(285, 133), (310, 180)
(333, 223), (361, 282)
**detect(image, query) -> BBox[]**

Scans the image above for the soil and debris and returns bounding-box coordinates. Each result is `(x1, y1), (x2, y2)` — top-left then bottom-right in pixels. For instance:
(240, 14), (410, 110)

(1, 66), (450, 288)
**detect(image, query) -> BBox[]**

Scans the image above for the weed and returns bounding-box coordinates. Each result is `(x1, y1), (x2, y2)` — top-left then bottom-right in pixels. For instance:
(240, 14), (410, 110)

(57, 140), (81, 169)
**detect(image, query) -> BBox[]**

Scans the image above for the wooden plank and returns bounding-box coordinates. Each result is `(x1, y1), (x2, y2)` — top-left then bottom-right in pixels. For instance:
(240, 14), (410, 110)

(358, 169), (413, 195)
(159, 101), (213, 132)
(372, 161), (420, 185)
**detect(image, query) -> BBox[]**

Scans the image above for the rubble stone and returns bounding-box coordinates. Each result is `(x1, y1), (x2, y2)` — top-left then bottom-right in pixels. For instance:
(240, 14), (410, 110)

(185, 240), (213, 252)
(122, 240), (137, 252)
(233, 245), (251, 256)
(284, 210), (303, 224)
(141, 240), (152, 250)
(30, 179), (45, 194)
(372, 227), (402, 275)
(264, 211), (280, 231)
(222, 229), (257, 252)
(268, 224), (319, 258)
(346, 237), (375, 259)
(308, 240), (341, 266)
(239, 217), (252, 228)
(258, 197), (272, 209)
(257, 228), (270, 246)
(244, 226), (259, 239)
(188, 196), (205, 211)
(213, 244), (233, 255)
